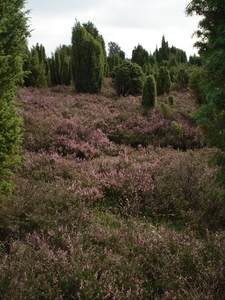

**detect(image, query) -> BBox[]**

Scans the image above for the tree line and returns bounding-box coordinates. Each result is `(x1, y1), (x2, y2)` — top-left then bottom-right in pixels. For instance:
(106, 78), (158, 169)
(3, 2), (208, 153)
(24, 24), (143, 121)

(22, 21), (198, 93)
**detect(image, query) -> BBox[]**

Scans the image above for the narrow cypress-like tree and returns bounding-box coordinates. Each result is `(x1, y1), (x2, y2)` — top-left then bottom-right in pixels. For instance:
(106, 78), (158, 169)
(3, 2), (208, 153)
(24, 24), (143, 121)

(156, 66), (171, 95)
(0, 0), (30, 198)
(142, 75), (157, 109)
(71, 21), (105, 93)
(24, 44), (48, 88)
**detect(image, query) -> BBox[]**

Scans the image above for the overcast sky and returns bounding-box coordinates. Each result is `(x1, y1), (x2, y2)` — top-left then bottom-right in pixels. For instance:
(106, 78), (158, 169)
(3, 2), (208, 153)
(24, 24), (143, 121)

(24, 0), (201, 59)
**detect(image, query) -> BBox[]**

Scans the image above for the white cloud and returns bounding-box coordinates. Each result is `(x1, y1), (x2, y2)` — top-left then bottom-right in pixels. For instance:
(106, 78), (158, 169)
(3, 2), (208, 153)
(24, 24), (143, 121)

(25, 0), (201, 58)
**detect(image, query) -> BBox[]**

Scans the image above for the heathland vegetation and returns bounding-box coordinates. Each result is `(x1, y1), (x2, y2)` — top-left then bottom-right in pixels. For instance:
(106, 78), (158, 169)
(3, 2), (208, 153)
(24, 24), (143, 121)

(1, 0), (225, 299)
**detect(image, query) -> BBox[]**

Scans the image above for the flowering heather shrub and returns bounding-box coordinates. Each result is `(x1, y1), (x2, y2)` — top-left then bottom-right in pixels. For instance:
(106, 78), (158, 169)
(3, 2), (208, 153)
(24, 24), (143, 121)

(1, 211), (225, 299)
(1, 84), (223, 299)
(17, 87), (118, 157)
(17, 86), (202, 155)
(92, 147), (224, 233)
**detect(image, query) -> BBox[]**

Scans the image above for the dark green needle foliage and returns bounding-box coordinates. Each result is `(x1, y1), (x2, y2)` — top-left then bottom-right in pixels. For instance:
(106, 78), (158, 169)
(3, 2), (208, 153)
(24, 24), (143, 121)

(71, 21), (105, 93)
(186, 0), (225, 195)
(156, 66), (171, 95)
(142, 74), (157, 109)
(0, 0), (30, 198)
(111, 61), (144, 96)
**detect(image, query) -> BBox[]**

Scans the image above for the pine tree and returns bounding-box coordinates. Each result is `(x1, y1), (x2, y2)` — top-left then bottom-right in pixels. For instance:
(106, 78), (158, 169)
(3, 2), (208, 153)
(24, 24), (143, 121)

(0, 0), (29, 198)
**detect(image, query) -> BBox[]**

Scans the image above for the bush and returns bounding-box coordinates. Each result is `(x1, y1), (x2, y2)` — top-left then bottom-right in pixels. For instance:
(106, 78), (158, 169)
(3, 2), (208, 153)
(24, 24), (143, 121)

(168, 94), (174, 105)
(111, 61), (144, 96)
(156, 66), (171, 95)
(141, 74), (157, 109)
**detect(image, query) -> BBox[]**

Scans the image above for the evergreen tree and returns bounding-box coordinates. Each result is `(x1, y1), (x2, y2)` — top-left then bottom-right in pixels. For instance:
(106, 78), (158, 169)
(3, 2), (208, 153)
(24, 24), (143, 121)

(170, 46), (187, 64)
(189, 54), (202, 66)
(107, 41), (125, 75)
(0, 0), (29, 198)
(160, 35), (170, 61)
(107, 54), (123, 75)
(60, 55), (72, 86)
(186, 1), (225, 193)
(111, 61), (144, 96)
(83, 21), (107, 77)
(154, 37), (187, 65)
(154, 36), (169, 64)
(25, 46), (48, 88)
(156, 66), (171, 95)
(131, 44), (151, 73)
(54, 49), (61, 85)
(174, 66), (189, 90)
(142, 75), (157, 109)
(71, 21), (105, 93)
(188, 66), (206, 105)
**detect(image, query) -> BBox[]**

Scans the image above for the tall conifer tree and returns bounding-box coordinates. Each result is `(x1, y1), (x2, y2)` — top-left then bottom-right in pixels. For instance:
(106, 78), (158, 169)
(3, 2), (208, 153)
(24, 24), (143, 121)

(186, 1), (225, 193)
(71, 21), (105, 93)
(0, 0), (29, 197)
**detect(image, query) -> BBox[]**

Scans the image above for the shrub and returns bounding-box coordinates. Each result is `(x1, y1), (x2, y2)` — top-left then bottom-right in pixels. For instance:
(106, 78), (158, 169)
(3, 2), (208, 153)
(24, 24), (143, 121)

(141, 74), (157, 109)
(168, 94), (174, 105)
(111, 61), (144, 96)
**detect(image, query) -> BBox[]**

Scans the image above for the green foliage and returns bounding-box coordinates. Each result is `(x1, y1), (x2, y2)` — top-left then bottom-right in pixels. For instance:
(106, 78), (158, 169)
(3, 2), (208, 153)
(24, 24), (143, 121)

(188, 66), (206, 105)
(24, 44), (48, 88)
(131, 44), (151, 73)
(186, 1), (225, 193)
(154, 36), (169, 64)
(141, 74), (157, 109)
(168, 94), (174, 105)
(108, 41), (125, 59)
(49, 45), (72, 86)
(107, 42), (125, 76)
(156, 66), (171, 95)
(173, 65), (189, 90)
(107, 54), (123, 75)
(0, 0), (29, 198)
(159, 102), (172, 119)
(170, 45), (187, 64)
(83, 21), (107, 77)
(111, 61), (144, 96)
(71, 21), (105, 93)
(171, 120), (183, 133)
(154, 36), (187, 65)
(189, 54), (202, 66)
